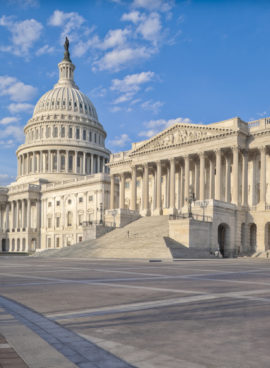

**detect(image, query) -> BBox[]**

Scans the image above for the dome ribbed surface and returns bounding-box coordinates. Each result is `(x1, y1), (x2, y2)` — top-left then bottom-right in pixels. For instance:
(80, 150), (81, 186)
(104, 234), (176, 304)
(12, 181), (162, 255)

(33, 86), (99, 122)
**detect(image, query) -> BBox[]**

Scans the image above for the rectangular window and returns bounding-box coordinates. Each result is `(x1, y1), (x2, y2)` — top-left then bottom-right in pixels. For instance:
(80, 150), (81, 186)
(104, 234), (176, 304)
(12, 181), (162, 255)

(88, 195), (93, 201)
(61, 155), (65, 171)
(48, 218), (52, 228)
(89, 131), (92, 141)
(47, 237), (51, 248)
(56, 201), (60, 206)
(53, 126), (58, 137)
(94, 133), (97, 143)
(83, 130), (86, 140)
(61, 126), (65, 138)
(56, 237), (60, 247)
(53, 154), (57, 171)
(56, 217), (60, 228)
(68, 127), (73, 138)
(79, 197), (83, 203)
(76, 128), (80, 139)
(68, 154), (73, 171)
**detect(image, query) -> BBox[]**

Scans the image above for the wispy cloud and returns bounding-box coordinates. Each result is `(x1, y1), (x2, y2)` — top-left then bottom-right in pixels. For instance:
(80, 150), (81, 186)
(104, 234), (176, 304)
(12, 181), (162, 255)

(8, 103), (34, 114)
(0, 16), (43, 57)
(141, 99), (164, 114)
(132, 0), (174, 12)
(0, 76), (37, 102)
(36, 44), (54, 56)
(139, 117), (192, 137)
(7, 0), (39, 8)
(108, 133), (131, 147)
(0, 117), (20, 125)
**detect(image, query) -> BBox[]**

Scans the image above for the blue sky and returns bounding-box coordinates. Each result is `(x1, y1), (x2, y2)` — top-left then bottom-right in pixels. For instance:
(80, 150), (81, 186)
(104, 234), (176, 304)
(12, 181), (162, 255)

(1, 0), (270, 185)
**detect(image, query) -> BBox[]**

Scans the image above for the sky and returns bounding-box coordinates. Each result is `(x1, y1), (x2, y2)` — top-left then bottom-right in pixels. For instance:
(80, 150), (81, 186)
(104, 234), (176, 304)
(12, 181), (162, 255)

(1, 0), (270, 185)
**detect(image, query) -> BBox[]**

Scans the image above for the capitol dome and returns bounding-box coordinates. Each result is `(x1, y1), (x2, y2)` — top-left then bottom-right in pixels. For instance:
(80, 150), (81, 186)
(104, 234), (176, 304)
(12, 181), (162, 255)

(16, 39), (110, 184)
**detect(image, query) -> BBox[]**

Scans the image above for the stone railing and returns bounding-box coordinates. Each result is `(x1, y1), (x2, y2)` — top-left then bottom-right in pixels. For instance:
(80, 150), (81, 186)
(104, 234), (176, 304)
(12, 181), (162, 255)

(169, 213), (213, 222)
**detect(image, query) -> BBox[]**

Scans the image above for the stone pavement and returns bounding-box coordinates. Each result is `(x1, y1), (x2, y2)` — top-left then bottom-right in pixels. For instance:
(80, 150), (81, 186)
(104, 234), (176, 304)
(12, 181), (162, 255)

(0, 334), (28, 368)
(1, 257), (270, 367)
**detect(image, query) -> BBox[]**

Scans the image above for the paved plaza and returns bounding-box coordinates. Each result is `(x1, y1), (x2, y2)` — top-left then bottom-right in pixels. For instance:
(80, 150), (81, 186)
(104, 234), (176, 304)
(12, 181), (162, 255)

(0, 257), (270, 367)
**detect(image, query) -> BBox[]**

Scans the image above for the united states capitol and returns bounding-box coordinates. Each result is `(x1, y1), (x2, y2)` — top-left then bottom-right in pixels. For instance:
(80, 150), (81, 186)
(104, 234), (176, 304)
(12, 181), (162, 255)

(0, 40), (269, 259)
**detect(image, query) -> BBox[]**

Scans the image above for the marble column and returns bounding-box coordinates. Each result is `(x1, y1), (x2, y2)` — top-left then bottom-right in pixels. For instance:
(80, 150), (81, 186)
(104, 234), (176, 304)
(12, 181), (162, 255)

(194, 160), (199, 200)
(22, 199), (25, 229)
(154, 161), (162, 215)
(169, 158), (175, 212)
(11, 201), (15, 230)
(225, 155), (231, 202)
(242, 149), (248, 207)
(232, 146), (239, 205)
(209, 157), (214, 199)
(36, 200), (41, 229)
(16, 200), (19, 229)
(65, 151), (69, 173)
(110, 175), (115, 209)
(215, 149), (221, 200)
(97, 155), (100, 173)
(6, 203), (9, 230)
(199, 152), (205, 201)
(260, 146), (266, 205)
(143, 163), (150, 215)
(91, 154), (94, 174)
(27, 199), (31, 229)
(184, 155), (190, 201)
(119, 173), (125, 209)
(131, 166), (137, 211)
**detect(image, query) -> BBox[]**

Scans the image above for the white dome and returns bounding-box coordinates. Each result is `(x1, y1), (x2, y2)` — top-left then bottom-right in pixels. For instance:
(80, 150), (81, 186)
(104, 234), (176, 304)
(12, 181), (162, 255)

(33, 86), (99, 122)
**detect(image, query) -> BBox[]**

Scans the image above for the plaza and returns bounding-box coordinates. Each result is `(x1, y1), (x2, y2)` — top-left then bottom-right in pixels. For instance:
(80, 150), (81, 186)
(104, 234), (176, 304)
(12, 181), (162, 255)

(0, 257), (270, 367)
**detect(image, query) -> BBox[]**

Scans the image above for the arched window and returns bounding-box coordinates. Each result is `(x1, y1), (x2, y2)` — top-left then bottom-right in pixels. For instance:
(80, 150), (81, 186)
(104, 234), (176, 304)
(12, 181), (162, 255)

(67, 212), (72, 227)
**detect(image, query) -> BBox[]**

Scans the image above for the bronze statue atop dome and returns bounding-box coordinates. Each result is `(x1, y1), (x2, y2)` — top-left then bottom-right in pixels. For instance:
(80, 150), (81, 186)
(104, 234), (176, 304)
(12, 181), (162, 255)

(63, 36), (71, 62)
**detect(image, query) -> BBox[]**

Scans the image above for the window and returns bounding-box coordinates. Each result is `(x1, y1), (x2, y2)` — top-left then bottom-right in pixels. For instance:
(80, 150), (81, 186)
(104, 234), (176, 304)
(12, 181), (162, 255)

(56, 217), (60, 228)
(67, 212), (72, 226)
(94, 133), (97, 143)
(89, 132), (92, 141)
(56, 201), (60, 206)
(136, 180), (140, 187)
(76, 128), (80, 139)
(48, 202), (52, 207)
(68, 155), (73, 171)
(53, 126), (58, 137)
(61, 126), (65, 137)
(83, 130), (86, 140)
(77, 155), (81, 169)
(79, 236), (83, 242)
(68, 199), (72, 205)
(88, 195), (93, 202)
(79, 197), (83, 203)
(46, 126), (51, 138)
(79, 214), (83, 225)
(56, 237), (60, 247)
(61, 155), (65, 171)
(68, 127), (73, 138)
(53, 154), (57, 171)
(125, 182), (130, 189)
(48, 218), (52, 228)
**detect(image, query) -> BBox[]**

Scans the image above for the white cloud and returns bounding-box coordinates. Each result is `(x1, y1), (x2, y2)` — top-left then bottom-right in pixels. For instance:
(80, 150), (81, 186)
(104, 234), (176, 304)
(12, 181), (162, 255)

(109, 133), (131, 147)
(132, 0), (173, 12)
(0, 173), (15, 186)
(137, 12), (161, 44)
(100, 28), (130, 50)
(0, 76), (37, 102)
(0, 16), (43, 56)
(0, 125), (24, 142)
(94, 46), (154, 72)
(141, 99), (164, 113)
(110, 106), (122, 113)
(36, 44), (54, 56)
(138, 117), (192, 137)
(7, 0), (39, 8)
(121, 11), (141, 24)
(8, 103), (34, 114)
(72, 35), (100, 57)
(89, 86), (107, 98)
(0, 117), (19, 125)
(48, 10), (85, 43)
(111, 71), (154, 93)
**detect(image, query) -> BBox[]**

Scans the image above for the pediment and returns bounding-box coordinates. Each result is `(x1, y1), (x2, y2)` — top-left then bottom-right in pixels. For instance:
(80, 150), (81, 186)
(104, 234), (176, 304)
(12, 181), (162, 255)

(130, 123), (234, 155)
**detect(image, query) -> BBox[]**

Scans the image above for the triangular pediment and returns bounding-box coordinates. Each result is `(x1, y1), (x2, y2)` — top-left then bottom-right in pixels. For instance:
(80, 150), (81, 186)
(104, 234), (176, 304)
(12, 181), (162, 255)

(130, 123), (234, 155)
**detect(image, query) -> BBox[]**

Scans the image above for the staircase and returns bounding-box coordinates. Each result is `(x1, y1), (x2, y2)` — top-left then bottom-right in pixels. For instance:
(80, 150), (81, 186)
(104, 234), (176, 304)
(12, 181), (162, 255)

(36, 216), (173, 259)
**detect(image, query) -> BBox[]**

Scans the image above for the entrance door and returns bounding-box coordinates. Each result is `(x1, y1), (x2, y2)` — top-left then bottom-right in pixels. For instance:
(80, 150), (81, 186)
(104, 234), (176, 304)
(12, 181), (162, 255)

(218, 224), (226, 257)
(1, 239), (6, 252)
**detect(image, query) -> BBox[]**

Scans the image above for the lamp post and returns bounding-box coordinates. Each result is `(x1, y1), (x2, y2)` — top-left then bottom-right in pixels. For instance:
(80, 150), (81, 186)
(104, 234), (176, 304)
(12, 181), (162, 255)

(199, 201), (207, 221)
(185, 186), (195, 218)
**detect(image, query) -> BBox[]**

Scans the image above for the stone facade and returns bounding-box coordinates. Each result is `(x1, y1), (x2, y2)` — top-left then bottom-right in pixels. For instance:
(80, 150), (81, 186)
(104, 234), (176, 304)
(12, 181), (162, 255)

(0, 48), (111, 253)
(108, 117), (270, 256)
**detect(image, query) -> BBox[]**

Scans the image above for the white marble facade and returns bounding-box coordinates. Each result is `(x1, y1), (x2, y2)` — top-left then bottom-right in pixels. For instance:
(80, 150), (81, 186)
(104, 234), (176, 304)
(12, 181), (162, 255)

(108, 117), (270, 256)
(0, 46), (111, 252)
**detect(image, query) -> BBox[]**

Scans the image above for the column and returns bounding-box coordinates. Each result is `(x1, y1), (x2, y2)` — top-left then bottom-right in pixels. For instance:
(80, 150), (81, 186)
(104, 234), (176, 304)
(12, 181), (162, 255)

(61, 196), (65, 228)
(16, 200), (19, 229)
(11, 201), (14, 230)
(232, 146), (239, 205)
(169, 158), (175, 212)
(260, 146), (266, 205)
(57, 150), (60, 172)
(225, 155), (231, 202)
(154, 161), (162, 215)
(36, 200), (41, 229)
(97, 155), (100, 173)
(91, 154), (94, 174)
(110, 175), (115, 209)
(22, 199), (25, 229)
(184, 155), (190, 201)
(252, 153), (257, 205)
(215, 149), (221, 200)
(27, 199), (31, 229)
(83, 152), (86, 174)
(242, 149), (248, 206)
(65, 151), (69, 173)
(209, 157), (214, 199)
(119, 173), (125, 209)
(199, 152), (205, 201)
(143, 163), (149, 214)
(6, 203), (9, 230)
(131, 166), (137, 211)
(194, 160), (199, 200)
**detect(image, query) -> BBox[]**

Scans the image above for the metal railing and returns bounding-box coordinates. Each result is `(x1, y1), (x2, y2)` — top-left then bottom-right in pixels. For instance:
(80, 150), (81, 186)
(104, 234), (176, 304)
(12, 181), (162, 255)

(169, 213), (213, 222)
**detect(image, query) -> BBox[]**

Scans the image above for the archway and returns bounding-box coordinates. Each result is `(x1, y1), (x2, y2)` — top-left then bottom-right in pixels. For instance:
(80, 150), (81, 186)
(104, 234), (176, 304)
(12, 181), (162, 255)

(218, 223), (230, 257)
(241, 223), (246, 254)
(1, 239), (6, 252)
(249, 223), (257, 254)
